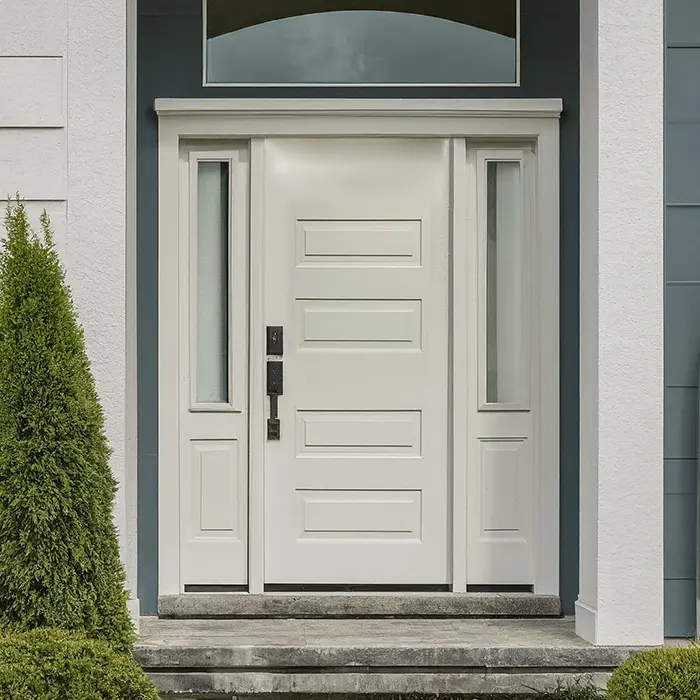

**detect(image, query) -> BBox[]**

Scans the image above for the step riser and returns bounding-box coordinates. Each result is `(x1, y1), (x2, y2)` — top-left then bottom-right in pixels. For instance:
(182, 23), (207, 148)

(135, 645), (636, 669)
(158, 594), (562, 619)
(148, 671), (612, 698)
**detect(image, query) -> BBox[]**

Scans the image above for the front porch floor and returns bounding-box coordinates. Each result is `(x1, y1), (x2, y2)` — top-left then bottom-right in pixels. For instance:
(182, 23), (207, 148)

(135, 617), (649, 697)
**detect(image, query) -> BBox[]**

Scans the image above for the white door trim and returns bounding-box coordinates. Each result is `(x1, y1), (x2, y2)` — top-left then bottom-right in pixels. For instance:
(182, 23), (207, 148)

(157, 98), (561, 597)
(155, 99), (562, 120)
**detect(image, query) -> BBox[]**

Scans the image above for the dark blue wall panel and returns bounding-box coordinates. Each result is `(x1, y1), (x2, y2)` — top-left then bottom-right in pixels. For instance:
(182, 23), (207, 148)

(137, 0), (580, 615)
(665, 0), (700, 638)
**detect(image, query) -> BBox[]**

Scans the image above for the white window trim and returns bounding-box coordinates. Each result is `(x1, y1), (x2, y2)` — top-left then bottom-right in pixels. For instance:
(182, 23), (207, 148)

(200, 0), (521, 89)
(156, 98), (561, 597)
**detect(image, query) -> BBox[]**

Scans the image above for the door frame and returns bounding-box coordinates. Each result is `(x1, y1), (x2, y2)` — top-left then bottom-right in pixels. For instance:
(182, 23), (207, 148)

(156, 98), (562, 597)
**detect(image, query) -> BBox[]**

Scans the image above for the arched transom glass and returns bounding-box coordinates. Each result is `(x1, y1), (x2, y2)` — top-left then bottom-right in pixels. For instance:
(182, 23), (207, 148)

(204, 0), (519, 86)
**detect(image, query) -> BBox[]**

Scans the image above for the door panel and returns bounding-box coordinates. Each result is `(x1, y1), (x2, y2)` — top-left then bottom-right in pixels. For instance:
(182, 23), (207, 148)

(261, 138), (450, 585)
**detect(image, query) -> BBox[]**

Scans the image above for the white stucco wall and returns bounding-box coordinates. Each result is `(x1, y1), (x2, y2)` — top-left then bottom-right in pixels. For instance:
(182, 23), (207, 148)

(577, 0), (665, 645)
(0, 0), (133, 609)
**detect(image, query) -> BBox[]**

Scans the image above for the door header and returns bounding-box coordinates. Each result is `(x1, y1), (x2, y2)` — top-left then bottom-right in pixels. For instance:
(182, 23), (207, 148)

(155, 98), (562, 121)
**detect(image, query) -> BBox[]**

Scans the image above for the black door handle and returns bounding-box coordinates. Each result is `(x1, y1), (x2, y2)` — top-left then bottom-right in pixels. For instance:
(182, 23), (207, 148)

(267, 361), (283, 396)
(266, 329), (283, 440)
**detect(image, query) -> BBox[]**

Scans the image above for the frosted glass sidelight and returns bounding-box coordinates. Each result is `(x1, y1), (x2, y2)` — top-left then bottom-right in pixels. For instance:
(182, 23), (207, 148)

(486, 161), (523, 405)
(205, 2), (517, 85)
(196, 162), (230, 404)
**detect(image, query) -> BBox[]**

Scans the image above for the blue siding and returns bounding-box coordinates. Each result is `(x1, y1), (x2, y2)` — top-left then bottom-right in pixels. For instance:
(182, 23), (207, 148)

(665, 0), (700, 637)
(137, 0), (580, 615)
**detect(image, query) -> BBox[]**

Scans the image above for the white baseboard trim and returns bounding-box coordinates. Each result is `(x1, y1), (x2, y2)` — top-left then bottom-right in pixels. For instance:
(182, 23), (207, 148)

(575, 599), (597, 644)
(128, 598), (141, 632)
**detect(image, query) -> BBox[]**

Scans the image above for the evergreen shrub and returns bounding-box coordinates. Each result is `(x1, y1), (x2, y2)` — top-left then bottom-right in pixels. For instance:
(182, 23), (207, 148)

(0, 198), (133, 652)
(607, 645), (700, 700)
(0, 628), (157, 699)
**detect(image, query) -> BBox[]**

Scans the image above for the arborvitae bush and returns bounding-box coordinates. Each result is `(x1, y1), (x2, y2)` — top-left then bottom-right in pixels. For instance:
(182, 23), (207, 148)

(538, 678), (604, 699)
(607, 646), (700, 700)
(0, 198), (133, 652)
(0, 628), (158, 699)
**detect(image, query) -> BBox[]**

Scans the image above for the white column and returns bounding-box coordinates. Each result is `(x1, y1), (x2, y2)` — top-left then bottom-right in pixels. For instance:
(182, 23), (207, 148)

(66, 0), (135, 615)
(577, 0), (664, 645)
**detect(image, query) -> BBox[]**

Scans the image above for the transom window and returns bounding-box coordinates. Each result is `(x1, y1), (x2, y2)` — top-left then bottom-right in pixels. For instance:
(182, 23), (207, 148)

(204, 0), (519, 86)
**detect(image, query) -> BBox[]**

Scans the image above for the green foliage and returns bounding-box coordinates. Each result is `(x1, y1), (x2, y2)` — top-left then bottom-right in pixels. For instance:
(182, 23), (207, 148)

(0, 197), (133, 652)
(537, 677), (604, 698)
(607, 645), (700, 700)
(0, 627), (157, 699)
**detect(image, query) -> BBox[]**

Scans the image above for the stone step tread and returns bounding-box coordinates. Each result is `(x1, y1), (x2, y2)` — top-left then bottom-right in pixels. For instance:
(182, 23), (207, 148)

(135, 618), (645, 670)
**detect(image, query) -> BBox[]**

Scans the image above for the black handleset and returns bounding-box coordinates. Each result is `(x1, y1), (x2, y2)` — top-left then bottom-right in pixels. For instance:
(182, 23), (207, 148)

(266, 327), (283, 440)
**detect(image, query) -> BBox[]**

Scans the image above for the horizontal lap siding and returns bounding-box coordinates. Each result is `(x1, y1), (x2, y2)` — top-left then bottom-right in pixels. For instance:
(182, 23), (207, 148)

(0, 0), (67, 254)
(665, 0), (700, 638)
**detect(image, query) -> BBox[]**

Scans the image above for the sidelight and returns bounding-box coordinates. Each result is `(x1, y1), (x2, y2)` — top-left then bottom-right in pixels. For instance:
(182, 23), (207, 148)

(195, 161), (230, 405)
(479, 152), (530, 410)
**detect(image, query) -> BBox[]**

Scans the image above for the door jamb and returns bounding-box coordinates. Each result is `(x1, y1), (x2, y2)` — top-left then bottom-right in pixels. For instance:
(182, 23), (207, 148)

(248, 138), (266, 594)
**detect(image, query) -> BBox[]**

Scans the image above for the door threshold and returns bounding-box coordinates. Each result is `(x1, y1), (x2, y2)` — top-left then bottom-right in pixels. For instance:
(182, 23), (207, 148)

(158, 592), (561, 619)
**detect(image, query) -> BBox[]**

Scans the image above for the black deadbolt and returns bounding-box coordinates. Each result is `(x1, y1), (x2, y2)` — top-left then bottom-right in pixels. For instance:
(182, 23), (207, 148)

(266, 326), (283, 356)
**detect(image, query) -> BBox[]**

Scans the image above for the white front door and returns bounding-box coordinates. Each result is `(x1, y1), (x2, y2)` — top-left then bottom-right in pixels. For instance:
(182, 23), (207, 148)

(261, 139), (450, 584)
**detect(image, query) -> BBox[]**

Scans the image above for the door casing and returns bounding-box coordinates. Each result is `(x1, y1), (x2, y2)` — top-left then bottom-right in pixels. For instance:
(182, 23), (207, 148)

(156, 98), (562, 597)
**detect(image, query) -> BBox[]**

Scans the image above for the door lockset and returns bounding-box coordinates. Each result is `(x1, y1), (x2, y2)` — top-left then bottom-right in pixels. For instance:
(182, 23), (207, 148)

(266, 355), (283, 441)
(265, 326), (284, 440)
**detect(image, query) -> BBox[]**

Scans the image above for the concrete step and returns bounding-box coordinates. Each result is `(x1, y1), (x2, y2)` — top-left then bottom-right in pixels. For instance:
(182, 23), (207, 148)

(135, 617), (645, 698)
(158, 593), (562, 619)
